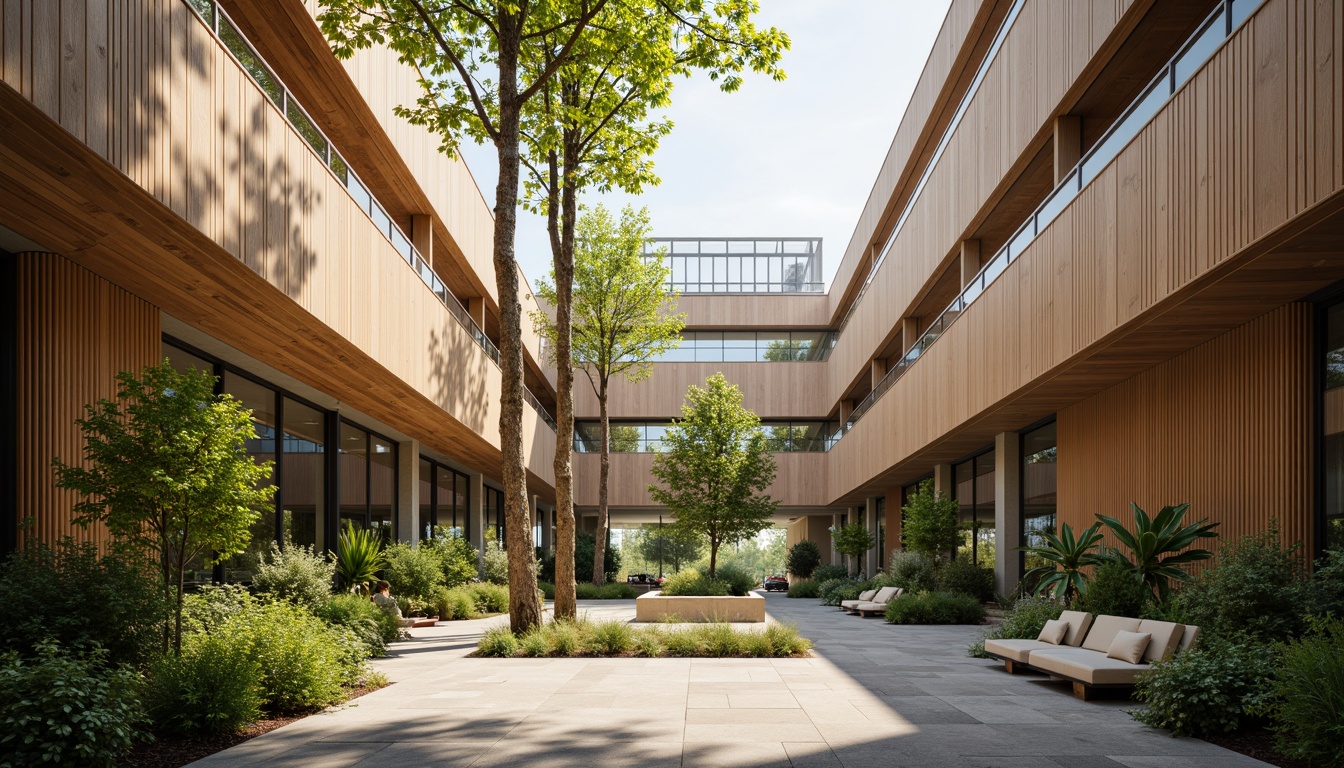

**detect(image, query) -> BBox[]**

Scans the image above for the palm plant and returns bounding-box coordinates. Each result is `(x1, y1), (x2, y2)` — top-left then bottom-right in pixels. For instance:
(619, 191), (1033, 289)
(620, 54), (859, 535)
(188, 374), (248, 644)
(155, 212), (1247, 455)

(1020, 522), (1106, 602)
(336, 523), (386, 594)
(1096, 502), (1219, 601)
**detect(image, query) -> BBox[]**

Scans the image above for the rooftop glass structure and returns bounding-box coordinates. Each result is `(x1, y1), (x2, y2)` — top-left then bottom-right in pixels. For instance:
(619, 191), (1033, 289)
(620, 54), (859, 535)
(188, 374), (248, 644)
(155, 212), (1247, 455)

(644, 237), (823, 294)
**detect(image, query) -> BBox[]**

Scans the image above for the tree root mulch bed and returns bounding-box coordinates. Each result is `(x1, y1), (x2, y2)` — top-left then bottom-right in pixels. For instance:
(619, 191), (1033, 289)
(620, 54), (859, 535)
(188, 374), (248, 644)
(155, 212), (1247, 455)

(123, 683), (385, 768)
(1204, 726), (1320, 768)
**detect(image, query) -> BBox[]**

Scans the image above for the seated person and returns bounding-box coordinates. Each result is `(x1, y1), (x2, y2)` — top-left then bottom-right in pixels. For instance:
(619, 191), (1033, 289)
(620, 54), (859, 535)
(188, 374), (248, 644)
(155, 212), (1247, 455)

(372, 580), (415, 627)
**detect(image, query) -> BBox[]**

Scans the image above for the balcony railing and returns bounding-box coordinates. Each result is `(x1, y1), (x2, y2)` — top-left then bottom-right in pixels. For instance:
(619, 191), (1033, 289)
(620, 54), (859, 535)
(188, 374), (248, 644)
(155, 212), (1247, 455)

(835, 0), (1267, 440)
(645, 238), (824, 294)
(181, 0), (558, 432)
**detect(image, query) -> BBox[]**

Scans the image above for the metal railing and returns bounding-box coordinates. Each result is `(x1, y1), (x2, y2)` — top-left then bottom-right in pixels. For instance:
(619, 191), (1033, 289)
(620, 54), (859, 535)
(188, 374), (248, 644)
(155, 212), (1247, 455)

(645, 238), (824, 294)
(183, 0), (558, 431)
(834, 0), (1266, 440)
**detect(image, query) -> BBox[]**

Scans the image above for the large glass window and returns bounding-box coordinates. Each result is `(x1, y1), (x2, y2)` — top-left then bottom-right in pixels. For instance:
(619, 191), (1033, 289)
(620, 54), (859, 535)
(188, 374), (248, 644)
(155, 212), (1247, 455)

(421, 458), (469, 540)
(485, 486), (505, 547)
(651, 330), (836, 363)
(1324, 304), (1344, 552)
(576, 420), (838, 453)
(370, 436), (395, 539)
(222, 372), (278, 581)
(1022, 422), (1058, 583)
(282, 398), (325, 551)
(339, 422), (369, 532)
(954, 451), (996, 566)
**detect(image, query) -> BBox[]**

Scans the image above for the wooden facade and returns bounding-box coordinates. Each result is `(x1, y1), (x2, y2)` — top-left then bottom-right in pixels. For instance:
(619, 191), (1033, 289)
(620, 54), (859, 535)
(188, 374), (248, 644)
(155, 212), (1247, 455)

(14, 254), (161, 547)
(1057, 303), (1316, 554)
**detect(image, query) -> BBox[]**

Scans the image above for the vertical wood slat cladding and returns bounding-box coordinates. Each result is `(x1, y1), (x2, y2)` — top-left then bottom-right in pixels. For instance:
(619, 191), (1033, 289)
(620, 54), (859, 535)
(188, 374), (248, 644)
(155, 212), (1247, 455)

(1057, 304), (1315, 555)
(827, 0), (1146, 406)
(15, 253), (160, 548)
(0, 0), (557, 490)
(827, 0), (1343, 504)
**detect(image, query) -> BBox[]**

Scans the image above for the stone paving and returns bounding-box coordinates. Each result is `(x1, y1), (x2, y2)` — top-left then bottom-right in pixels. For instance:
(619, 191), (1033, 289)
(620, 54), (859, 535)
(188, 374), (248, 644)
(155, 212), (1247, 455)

(189, 593), (1271, 767)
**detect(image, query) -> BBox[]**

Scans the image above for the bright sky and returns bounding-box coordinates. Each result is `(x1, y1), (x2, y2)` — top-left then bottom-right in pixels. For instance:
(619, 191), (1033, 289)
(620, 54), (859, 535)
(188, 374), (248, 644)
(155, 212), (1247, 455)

(458, 1), (954, 292)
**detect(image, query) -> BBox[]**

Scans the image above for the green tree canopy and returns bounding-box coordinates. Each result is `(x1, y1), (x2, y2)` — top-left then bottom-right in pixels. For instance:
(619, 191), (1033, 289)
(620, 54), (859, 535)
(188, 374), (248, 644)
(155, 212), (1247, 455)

(53, 362), (274, 652)
(831, 523), (875, 577)
(900, 480), (960, 573)
(636, 528), (704, 574)
(649, 373), (777, 576)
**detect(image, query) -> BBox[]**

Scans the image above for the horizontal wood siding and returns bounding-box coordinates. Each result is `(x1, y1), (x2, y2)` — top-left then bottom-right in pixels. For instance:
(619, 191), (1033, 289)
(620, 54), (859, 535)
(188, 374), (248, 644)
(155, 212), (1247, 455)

(15, 254), (161, 547)
(1057, 303), (1315, 555)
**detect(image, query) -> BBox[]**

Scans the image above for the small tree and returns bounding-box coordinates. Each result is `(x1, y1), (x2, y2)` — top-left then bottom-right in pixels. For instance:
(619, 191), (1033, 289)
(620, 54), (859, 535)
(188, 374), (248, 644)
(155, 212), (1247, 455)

(830, 523), (874, 577)
(637, 528), (704, 575)
(649, 373), (777, 577)
(786, 540), (822, 580)
(901, 480), (960, 574)
(53, 362), (274, 652)
(538, 205), (684, 585)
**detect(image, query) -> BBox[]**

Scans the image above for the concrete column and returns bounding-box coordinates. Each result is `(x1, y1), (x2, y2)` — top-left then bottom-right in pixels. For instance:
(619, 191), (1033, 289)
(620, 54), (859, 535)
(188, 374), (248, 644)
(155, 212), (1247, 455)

(396, 440), (420, 545)
(864, 498), (880, 577)
(411, 214), (433, 267)
(830, 513), (843, 566)
(959, 240), (982, 287)
(901, 317), (920, 353)
(540, 504), (554, 552)
(529, 493), (540, 548)
(1053, 115), (1082, 184)
(995, 432), (1023, 597)
(467, 472), (485, 573)
(870, 358), (886, 389)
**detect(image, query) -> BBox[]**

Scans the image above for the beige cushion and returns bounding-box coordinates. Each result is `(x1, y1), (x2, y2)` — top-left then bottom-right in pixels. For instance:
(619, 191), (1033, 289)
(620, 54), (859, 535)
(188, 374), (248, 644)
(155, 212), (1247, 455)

(869, 586), (901, 604)
(1137, 619), (1185, 662)
(1058, 610), (1095, 647)
(1106, 630), (1151, 664)
(1028, 647), (1150, 685)
(840, 590), (878, 609)
(1178, 625), (1201, 653)
(1037, 619), (1068, 645)
(1080, 615), (1142, 653)
(983, 638), (1059, 664)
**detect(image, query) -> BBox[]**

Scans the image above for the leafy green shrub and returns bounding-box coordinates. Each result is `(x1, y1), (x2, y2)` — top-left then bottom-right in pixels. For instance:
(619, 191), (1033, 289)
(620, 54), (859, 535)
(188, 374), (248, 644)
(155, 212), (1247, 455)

(312, 593), (400, 657)
(477, 626), (520, 657)
(885, 591), (984, 624)
(382, 542), (447, 602)
(1311, 549), (1344, 616)
(432, 586), (476, 621)
(1079, 560), (1148, 618)
(0, 641), (144, 767)
(885, 550), (936, 594)
(1132, 635), (1274, 737)
(538, 581), (556, 599)
(0, 539), (168, 666)
(517, 626), (551, 657)
(813, 564), (848, 583)
(1180, 529), (1311, 642)
(786, 580), (820, 598)
(969, 597), (1064, 658)
(221, 601), (352, 713)
(423, 527), (480, 588)
(468, 583), (509, 613)
(714, 563), (758, 596)
(143, 632), (262, 734)
(335, 525), (386, 593)
(587, 621), (635, 655)
(786, 540), (822, 579)
(251, 541), (335, 609)
(660, 569), (729, 597)
(182, 583), (255, 635)
(817, 578), (861, 606)
(481, 539), (509, 585)
(937, 558), (995, 602)
(1259, 617), (1344, 764)
(575, 582), (636, 599)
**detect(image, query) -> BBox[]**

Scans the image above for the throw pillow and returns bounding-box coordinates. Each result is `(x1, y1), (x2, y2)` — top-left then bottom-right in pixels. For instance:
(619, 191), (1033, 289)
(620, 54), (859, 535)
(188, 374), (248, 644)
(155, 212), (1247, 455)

(1037, 618), (1068, 645)
(1106, 630), (1152, 664)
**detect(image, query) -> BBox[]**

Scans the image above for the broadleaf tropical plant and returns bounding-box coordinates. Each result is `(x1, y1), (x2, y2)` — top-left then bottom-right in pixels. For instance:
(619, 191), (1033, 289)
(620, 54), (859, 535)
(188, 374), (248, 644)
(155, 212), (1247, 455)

(336, 524), (386, 595)
(1096, 502), (1218, 601)
(1019, 522), (1106, 602)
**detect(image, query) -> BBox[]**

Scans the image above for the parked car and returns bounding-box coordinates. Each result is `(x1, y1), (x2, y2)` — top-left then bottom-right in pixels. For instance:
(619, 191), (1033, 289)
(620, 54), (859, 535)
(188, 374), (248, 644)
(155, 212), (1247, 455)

(626, 573), (659, 585)
(763, 576), (789, 592)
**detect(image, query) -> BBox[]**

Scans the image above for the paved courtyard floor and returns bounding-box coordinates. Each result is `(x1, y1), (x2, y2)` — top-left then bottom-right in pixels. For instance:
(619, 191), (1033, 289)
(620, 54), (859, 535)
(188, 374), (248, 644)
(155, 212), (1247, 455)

(190, 593), (1270, 767)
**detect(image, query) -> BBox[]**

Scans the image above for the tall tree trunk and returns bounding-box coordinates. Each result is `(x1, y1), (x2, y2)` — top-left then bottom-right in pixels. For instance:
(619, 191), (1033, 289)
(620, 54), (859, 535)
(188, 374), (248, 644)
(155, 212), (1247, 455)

(592, 381), (610, 585)
(709, 539), (718, 578)
(548, 142), (578, 620)
(493, 9), (542, 635)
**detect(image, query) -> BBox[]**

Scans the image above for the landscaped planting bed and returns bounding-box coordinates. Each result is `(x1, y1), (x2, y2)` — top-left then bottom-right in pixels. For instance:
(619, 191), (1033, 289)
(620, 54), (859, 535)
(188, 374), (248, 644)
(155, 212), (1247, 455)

(475, 618), (811, 658)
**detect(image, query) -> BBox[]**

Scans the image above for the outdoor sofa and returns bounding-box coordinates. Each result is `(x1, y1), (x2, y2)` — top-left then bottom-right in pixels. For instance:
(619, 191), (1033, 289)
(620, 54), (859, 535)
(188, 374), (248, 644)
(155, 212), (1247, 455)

(839, 589), (878, 611)
(984, 612), (1199, 701)
(849, 586), (903, 617)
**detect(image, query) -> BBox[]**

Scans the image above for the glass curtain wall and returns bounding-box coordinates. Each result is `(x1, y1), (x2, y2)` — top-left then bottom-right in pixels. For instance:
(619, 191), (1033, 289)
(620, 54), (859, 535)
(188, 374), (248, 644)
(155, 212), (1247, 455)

(484, 486), (505, 547)
(282, 398), (325, 551)
(222, 372), (278, 581)
(339, 423), (369, 533)
(1323, 304), (1344, 552)
(420, 457), (470, 540)
(954, 451), (996, 566)
(1021, 422), (1058, 583)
